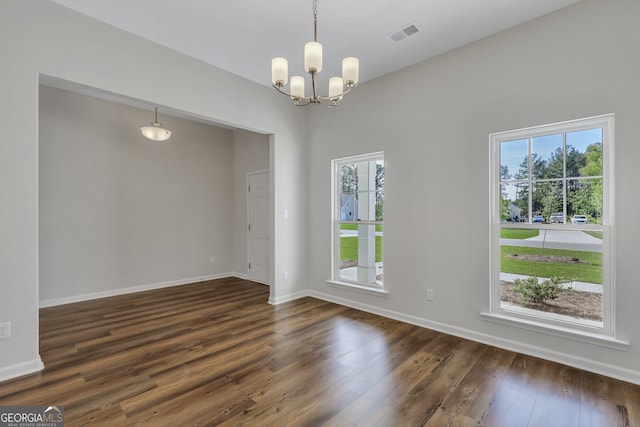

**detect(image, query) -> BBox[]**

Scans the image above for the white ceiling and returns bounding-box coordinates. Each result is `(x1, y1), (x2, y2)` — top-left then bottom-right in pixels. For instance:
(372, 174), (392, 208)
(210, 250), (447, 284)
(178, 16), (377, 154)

(52, 0), (580, 90)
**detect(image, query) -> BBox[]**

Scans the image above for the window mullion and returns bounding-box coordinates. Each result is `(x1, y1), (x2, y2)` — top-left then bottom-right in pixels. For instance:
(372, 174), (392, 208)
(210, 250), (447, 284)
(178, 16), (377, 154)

(562, 132), (567, 221)
(527, 137), (533, 222)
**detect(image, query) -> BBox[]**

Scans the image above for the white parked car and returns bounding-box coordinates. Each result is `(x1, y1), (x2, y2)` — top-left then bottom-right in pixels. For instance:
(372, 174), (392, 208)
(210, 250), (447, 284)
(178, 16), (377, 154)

(549, 212), (564, 223)
(571, 214), (588, 224)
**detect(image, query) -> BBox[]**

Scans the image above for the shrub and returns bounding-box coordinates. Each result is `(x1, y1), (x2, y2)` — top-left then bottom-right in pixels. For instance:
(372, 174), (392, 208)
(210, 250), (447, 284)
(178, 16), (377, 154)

(512, 276), (573, 304)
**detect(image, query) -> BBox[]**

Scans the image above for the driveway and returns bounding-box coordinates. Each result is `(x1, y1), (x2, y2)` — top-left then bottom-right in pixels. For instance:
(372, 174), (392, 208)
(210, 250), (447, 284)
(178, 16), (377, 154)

(501, 230), (602, 252)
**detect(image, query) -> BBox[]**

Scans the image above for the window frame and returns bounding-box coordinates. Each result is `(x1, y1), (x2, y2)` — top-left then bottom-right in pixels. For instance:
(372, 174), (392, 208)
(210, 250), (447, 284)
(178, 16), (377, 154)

(329, 152), (386, 294)
(488, 115), (616, 338)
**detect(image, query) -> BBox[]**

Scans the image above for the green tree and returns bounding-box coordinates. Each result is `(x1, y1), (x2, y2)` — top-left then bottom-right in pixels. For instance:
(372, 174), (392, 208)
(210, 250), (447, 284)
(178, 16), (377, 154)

(580, 142), (603, 177)
(568, 181), (592, 217)
(500, 197), (510, 221)
(528, 153), (550, 215)
(341, 164), (357, 193)
(375, 163), (384, 221)
(545, 147), (564, 178)
(578, 142), (603, 221)
(511, 155), (540, 219)
(546, 144), (586, 187)
(500, 166), (511, 221)
(539, 182), (562, 219)
(566, 145), (587, 178)
(530, 153), (547, 180)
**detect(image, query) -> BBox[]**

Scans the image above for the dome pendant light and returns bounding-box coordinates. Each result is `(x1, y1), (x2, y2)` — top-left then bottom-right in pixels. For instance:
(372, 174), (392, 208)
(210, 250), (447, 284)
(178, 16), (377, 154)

(140, 107), (172, 141)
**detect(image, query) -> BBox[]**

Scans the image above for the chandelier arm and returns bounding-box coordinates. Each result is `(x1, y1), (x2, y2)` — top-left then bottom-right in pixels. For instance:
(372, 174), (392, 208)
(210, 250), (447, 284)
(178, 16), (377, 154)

(272, 83), (357, 107)
(272, 84), (310, 100)
(272, 84), (312, 103)
(317, 84), (358, 101)
(294, 99), (313, 107)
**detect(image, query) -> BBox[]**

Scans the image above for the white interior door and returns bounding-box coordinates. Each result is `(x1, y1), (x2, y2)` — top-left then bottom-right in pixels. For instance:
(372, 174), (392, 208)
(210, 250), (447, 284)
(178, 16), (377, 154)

(248, 171), (270, 284)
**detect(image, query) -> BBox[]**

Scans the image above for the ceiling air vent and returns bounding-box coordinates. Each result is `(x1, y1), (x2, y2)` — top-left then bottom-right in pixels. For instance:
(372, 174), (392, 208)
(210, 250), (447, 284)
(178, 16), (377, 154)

(390, 24), (419, 42)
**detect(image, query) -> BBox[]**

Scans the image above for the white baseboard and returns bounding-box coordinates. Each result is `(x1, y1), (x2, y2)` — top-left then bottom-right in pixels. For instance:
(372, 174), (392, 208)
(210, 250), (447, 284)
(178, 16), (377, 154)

(305, 289), (640, 386)
(39, 273), (235, 308)
(231, 272), (272, 286)
(268, 290), (309, 305)
(0, 358), (44, 383)
(231, 272), (249, 280)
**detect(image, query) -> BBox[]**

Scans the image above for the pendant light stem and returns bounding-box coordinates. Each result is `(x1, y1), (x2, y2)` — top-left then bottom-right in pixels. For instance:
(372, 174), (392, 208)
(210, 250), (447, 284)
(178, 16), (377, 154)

(311, 71), (319, 103)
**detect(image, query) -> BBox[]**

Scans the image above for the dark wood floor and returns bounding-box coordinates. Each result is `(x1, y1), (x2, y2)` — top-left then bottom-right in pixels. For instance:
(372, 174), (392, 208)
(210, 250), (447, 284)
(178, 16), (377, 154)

(0, 278), (638, 426)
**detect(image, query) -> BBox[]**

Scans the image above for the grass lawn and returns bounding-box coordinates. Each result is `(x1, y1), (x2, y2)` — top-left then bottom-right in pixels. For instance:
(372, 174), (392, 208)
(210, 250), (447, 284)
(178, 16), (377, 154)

(500, 229), (539, 239)
(584, 230), (603, 239)
(340, 223), (383, 232)
(340, 236), (382, 263)
(501, 245), (602, 284)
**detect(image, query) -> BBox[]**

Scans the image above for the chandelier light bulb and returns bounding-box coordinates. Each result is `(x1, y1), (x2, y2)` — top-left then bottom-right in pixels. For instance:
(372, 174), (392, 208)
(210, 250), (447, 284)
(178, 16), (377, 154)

(272, 57), (288, 86)
(304, 41), (323, 73)
(290, 76), (305, 99)
(329, 77), (344, 100)
(342, 57), (359, 86)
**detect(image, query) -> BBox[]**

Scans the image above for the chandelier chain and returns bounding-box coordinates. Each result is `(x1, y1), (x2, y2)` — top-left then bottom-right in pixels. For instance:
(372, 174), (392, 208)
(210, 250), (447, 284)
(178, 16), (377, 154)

(313, 0), (318, 42)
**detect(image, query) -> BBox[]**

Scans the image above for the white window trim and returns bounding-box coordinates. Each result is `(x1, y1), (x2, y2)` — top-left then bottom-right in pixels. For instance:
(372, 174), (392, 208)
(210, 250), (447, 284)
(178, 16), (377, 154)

(486, 114), (622, 345)
(329, 152), (385, 293)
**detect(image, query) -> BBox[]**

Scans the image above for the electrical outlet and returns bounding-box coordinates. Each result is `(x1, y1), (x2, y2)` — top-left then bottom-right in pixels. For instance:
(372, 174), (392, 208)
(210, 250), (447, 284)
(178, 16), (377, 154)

(426, 289), (434, 301)
(0, 322), (11, 339)
(283, 271), (289, 280)
(210, 256), (216, 264)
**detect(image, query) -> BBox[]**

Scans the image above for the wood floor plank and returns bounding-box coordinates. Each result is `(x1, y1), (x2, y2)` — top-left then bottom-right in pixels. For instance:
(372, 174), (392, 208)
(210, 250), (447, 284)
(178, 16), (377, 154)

(579, 371), (627, 427)
(124, 374), (257, 426)
(425, 346), (517, 426)
(391, 339), (488, 426)
(234, 357), (355, 426)
(483, 384), (537, 427)
(61, 375), (157, 425)
(0, 278), (638, 426)
(335, 348), (442, 425)
(528, 361), (582, 427)
(624, 380), (640, 427)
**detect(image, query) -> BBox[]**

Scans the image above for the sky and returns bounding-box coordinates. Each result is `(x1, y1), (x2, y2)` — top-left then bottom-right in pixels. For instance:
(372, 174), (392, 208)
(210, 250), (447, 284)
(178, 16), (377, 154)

(501, 127), (602, 181)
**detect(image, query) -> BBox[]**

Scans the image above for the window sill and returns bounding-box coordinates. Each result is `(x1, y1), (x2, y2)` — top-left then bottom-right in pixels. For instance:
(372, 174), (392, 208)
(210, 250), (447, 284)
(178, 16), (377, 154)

(481, 311), (629, 351)
(326, 280), (389, 297)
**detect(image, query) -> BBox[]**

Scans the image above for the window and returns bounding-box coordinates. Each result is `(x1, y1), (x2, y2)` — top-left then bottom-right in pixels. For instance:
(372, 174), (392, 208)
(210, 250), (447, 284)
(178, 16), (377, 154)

(489, 115), (614, 337)
(331, 152), (384, 290)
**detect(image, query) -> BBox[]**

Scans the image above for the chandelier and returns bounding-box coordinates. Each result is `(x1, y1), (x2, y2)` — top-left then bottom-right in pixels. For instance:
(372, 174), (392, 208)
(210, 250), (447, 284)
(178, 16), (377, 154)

(271, 0), (359, 107)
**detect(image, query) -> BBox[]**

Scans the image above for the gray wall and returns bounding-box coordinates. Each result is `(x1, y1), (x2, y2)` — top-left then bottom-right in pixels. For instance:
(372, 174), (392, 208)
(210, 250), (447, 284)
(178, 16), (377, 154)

(307, 0), (640, 383)
(39, 85), (268, 304)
